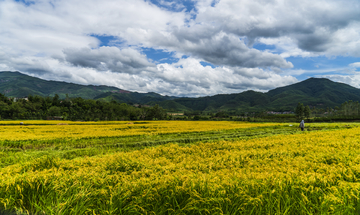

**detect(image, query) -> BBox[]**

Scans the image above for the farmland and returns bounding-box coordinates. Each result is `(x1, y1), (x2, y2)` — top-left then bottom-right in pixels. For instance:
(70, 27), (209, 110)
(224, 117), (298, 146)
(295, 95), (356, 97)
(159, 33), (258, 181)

(1, 121), (360, 214)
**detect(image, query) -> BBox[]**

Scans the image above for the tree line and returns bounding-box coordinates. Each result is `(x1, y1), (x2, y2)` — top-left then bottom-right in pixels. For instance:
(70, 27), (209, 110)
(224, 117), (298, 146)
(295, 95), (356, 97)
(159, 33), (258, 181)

(295, 100), (360, 122)
(0, 94), (168, 121)
(2, 92), (360, 122)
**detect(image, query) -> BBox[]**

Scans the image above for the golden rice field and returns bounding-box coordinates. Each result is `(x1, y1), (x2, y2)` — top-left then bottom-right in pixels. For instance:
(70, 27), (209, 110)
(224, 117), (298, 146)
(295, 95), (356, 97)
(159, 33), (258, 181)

(0, 121), (274, 142)
(1, 121), (360, 214)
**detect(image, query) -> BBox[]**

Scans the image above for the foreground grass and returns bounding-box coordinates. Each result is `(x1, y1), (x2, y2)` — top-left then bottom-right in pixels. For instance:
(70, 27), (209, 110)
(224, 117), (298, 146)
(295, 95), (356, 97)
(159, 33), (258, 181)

(1, 122), (360, 214)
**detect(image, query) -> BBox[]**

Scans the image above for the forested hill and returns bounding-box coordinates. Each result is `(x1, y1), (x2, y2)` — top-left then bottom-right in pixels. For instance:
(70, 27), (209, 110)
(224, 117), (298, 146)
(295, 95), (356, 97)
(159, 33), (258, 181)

(0, 71), (120, 99)
(0, 71), (174, 103)
(2, 71), (360, 112)
(162, 78), (360, 112)
(265, 78), (360, 110)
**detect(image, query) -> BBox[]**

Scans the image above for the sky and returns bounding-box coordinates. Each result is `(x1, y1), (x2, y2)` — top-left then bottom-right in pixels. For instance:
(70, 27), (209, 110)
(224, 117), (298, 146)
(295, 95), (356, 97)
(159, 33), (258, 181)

(1, 0), (360, 97)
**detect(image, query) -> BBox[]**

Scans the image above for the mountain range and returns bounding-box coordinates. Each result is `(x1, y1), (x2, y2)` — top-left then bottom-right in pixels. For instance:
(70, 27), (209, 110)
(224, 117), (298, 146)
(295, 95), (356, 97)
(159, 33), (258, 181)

(0, 71), (174, 104)
(1, 71), (360, 112)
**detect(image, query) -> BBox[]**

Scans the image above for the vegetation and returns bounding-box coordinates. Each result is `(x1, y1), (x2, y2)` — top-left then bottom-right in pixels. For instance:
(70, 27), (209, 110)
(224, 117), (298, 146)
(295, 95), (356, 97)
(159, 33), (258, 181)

(0, 71), (121, 99)
(300, 100), (360, 122)
(3, 71), (360, 113)
(3, 90), (360, 123)
(155, 78), (360, 113)
(0, 93), (168, 121)
(0, 121), (270, 143)
(0, 71), (174, 103)
(4, 72), (360, 214)
(1, 121), (360, 214)
(295, 102), (311, 120)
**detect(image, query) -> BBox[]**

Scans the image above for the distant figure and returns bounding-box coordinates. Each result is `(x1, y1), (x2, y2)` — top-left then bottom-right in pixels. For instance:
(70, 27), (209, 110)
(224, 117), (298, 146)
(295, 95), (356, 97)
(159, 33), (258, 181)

(299, 120), (305, 131)
(20, 122), (24, 125)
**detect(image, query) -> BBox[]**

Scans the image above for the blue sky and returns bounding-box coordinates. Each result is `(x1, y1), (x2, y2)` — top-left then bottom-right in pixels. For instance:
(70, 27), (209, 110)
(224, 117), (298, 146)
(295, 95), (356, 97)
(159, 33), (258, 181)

(1, 0), (360, 96)
(147, 0), (196, 12)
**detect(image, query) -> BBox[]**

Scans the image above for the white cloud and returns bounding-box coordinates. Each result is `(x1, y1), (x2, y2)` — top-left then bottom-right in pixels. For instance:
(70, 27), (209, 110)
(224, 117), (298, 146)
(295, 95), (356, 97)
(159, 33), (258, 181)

(349, 62), (360, 68)
(153, 57), (297, 96)
(1, 0), (360, 96)
(5, 55), (297, 97)
(0, 0), (186, 56)
(63, 47), (155, 74)
(319, 74), (360, 89)
(192, 0), (360, 57)
(124, 28), (294, 69)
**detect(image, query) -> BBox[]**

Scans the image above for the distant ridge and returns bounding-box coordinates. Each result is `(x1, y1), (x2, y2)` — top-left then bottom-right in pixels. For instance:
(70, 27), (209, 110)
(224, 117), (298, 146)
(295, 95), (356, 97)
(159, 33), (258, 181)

(155, 77), (360, 112)
(0, 71), (174, 104)
(1, 71), (360, 112)
(0, 71), (120, 99)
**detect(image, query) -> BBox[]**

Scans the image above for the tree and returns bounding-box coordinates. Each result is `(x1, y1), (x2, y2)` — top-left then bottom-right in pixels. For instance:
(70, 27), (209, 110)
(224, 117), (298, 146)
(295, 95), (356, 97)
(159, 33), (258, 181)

(8, 103), (26, 119)
(52, 94), (60, 106)
(145, 105), (167, 120)
(304, 105), (311, 119)
(295, 102), (304, 119)
(193, 115), (201, 120)
(48, 106), (62, 117)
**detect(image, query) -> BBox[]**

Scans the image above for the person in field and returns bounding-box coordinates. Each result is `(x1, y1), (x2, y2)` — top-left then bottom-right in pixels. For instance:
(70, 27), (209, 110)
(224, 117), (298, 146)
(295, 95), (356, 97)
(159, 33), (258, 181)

(299, 120), (305, 131)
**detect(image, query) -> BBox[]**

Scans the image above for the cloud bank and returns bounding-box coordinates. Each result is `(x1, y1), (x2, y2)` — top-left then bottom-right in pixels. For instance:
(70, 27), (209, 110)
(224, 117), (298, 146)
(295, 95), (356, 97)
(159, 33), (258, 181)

(1, 0), (360, 96)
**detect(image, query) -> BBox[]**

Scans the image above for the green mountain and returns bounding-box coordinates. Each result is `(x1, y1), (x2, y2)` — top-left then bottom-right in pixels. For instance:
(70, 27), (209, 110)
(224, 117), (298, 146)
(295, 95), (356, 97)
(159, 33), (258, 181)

(2, 71), (360, 112)
(0, 71), (174, 103)
(266, 78), (360, 110)
(0, 71), (121, 99)
(155, 78), (360, 112)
